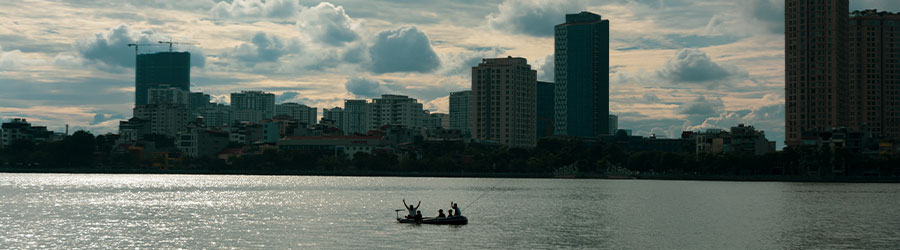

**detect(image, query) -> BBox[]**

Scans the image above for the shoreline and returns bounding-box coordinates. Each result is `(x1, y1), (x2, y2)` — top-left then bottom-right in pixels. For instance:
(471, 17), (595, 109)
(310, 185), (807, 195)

(1, 168), (898, 183)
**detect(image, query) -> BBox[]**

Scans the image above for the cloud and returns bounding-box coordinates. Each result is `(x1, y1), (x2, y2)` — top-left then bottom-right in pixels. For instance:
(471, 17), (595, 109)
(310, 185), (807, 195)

(90, 112), (126, 125)
(437, 46), (507, 77)
(687, 102), (786, 147)
(0, 44), (46, 70)
(740, 0), (784, 34)
(424, 95), (450, 113)
(537, 54), (554, 82)
(210, 0), (301, 19)
(655, 49), (747, 87)
(276, 91), (300, 103)
(230, 32), (301, 64)
(76, 24), (206, 70)
(368, 26), (440, 74)
(486, 0), (588, 37)
(297, 2), (361, 46)
(678, 95), (724, 124)
(344, 77), (389, 98)
(851, 1), (900, 12)
(642, 94), (662, 103)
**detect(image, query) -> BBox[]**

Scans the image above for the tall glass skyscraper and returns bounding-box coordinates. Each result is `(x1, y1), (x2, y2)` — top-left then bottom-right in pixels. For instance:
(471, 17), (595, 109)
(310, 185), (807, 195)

(553, 12), (609, 137)
(135, 52), (190, 105)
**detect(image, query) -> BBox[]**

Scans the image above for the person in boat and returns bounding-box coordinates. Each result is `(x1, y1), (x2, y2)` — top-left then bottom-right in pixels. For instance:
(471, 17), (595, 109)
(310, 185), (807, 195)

(447, 208), (454, 217)
(451, 202), (461, 216)
(414, 211), (423, 223)
(437, 209), (446, 218)
(402, 199), (420, 218)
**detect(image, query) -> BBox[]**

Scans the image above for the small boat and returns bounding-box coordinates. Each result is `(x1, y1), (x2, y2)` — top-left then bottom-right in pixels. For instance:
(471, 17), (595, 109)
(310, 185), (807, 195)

(397, 216), (468, 225)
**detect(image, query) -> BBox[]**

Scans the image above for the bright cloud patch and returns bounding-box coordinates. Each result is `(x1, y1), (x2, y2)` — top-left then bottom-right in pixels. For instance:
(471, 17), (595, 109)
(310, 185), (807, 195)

(487, 0), (587, 37)
(297, 2), (361, 46)
(368, 26), (440, 74)
(210, 0), (301, 19)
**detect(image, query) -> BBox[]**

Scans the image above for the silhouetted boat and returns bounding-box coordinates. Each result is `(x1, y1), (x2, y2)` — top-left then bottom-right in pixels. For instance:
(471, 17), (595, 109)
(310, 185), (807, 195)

(397, 216), (468, 225)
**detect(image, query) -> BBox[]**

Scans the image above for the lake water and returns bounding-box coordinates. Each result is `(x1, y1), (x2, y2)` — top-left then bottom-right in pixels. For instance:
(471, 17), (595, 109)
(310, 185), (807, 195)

(0, 174), (898, 249)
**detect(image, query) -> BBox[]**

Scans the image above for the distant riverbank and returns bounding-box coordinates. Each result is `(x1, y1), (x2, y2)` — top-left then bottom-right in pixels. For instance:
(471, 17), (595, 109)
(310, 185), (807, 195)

(2, 167), (898, 183)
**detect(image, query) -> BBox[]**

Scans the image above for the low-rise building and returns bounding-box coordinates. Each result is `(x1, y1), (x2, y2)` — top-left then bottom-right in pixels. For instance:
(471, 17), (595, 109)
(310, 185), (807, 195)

(277, 136), (386, 159)
(692, 124), (776, 155)
(1, 118), (59, 148)
(176, 125), (230, 158)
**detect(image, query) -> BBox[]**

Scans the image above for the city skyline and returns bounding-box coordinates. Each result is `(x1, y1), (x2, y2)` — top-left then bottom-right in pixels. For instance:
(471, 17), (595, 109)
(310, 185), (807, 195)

(3, 1), (900, 148)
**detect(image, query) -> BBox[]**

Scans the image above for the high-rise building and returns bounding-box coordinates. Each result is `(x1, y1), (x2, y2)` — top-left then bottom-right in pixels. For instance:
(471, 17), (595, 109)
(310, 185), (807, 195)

(133, 104), (189, 137)
(323, 107), (343, 122)
(472, 57), (537, 147)
(554, 11), (610, 137)
(849, 10), (900, 139)
(367, 95), (424, 130)
(147, 87), (189, 105)
(189, 92), (211, 115)
(343, 100), (369, 134)
(424, 112), (449, 130)
(202, 103), (232, 127)
(135, 52), (190, 105)
(608, 114), (618, 135)
(231, 91), (275, 122)
(276, 102), (317, 126)
(449, 90), (472, 137)
(785, 0), (849, 146)
(536, 81), (555, 139)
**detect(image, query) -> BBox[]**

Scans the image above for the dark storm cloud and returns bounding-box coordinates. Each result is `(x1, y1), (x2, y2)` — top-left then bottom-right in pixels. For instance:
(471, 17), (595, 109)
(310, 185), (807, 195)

(656, 49), (748, 87)
(368, 26), (440, 74)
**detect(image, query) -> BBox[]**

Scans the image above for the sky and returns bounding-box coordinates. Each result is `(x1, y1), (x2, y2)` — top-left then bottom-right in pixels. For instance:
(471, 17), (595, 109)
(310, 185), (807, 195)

(2, 0), (900, 148)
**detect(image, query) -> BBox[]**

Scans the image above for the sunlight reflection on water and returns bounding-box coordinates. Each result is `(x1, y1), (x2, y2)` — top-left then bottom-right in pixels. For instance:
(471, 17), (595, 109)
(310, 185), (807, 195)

(1, 174), (899, 249)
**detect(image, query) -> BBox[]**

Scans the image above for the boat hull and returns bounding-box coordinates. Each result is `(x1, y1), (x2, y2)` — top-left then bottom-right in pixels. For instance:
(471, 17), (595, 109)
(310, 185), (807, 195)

(397, 216), (468, 225)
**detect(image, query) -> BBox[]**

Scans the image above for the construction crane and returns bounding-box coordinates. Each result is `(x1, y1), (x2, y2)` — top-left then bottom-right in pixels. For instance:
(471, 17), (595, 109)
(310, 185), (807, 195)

(126, 43), (160, 56)
(158, 40), (198, 52)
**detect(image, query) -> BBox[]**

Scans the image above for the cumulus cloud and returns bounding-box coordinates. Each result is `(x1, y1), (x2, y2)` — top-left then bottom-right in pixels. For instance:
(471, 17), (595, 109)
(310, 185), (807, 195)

(90, 112), (126, 125)
(230, 32), (301, 64)
(297, 2), (361, 46)
(210, 0), (301, 19)
(0, 44), (46, 70)
(76, 24), (206, 70)
(687, 102), (785, 147)
(537, 54), (554, 82)
(678, 95), (724, 124)
(740, 0), (784, 34)
(344, 77), (389, 98)
(368, 26), (440, 74)
(655, 49), (747, 87)
(438, 46), (507, 77)
(487, 0), (588, 37)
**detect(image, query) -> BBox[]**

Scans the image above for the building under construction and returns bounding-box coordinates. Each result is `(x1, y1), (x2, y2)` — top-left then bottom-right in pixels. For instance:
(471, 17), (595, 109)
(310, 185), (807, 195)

(135, 52), (190, 105)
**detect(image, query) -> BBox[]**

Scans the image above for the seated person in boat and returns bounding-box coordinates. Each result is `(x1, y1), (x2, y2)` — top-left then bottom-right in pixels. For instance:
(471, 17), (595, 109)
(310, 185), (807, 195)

(437, 209), (446, 218)
(402, 199), (421, 218)
(451, 202), (461, 216)
(447, 209), (454, 217)
(414, 211), (423, 223)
